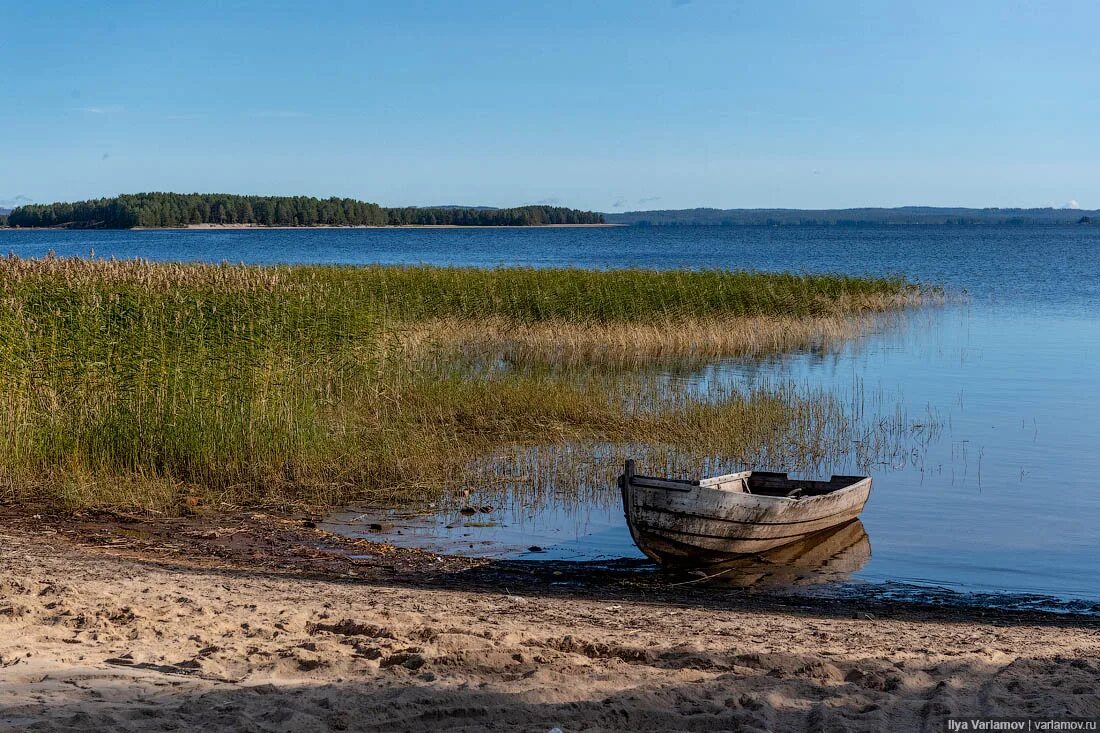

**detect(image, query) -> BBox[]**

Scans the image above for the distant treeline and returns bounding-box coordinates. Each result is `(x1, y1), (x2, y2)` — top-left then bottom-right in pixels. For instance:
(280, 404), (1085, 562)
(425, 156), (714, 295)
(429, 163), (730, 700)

(603, 206), (1100, 226)
(3, 193), (604, 228)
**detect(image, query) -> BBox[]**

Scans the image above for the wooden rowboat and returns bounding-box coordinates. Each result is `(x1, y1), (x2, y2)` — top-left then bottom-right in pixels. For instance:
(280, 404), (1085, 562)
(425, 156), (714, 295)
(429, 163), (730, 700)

(618, 460), (872, 567)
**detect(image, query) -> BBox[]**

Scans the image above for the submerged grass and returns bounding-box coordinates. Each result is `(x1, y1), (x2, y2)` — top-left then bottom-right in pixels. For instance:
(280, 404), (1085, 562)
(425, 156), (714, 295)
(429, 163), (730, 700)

(401, 314), (887, 368)
(0, 255), (936, 513)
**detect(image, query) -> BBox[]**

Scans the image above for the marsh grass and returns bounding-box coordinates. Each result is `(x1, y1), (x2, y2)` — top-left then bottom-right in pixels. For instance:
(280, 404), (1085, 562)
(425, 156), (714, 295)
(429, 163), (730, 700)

(315, 265), (924, 322)
(453, 377), (944, 514)
(0, 255), (935, 513)
(401, 314), (885, 368)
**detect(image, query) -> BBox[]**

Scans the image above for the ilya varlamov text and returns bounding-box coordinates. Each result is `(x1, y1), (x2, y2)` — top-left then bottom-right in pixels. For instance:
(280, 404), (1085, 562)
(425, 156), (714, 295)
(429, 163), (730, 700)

(947, 720), (1099, 731)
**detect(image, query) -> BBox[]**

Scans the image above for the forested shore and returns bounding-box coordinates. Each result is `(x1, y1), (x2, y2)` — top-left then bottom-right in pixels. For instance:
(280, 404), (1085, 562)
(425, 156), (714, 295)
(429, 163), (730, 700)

(2, 193), (604, 228)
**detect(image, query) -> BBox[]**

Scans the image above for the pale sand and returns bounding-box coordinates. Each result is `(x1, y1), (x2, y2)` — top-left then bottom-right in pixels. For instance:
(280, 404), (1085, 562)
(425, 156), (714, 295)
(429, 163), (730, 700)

(2, 520), (1099, 732)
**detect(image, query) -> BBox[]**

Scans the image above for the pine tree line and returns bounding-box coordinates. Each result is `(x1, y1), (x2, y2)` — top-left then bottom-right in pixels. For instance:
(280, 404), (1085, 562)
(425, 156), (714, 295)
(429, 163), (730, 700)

(4, 193), (604, 228)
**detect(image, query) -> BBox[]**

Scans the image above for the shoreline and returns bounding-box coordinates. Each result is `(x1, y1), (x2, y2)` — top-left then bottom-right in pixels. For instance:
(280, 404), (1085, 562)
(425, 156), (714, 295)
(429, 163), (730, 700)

(3, 223), (623, 231)
(3, 510), (1099, 730)
(3, 508), (1096, 622)
(155, 223), (623, 230)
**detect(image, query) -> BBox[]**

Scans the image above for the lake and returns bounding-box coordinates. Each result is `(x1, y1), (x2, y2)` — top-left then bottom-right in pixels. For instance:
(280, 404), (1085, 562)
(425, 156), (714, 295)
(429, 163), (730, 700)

(4, 225), (1099, 610)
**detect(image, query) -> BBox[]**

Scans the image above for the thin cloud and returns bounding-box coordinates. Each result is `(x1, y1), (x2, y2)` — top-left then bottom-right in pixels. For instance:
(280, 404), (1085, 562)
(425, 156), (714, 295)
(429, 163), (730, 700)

(253, 110), (310, 119)
(76, 105), (124, 115)
(672, 0), (692, 6)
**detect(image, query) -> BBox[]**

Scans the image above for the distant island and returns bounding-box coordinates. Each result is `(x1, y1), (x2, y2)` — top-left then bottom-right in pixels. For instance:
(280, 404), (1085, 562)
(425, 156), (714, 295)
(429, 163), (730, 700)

(603, 206), (1100, 226)
(1, 193), (605, 229)
(5, 197), (1098, 230)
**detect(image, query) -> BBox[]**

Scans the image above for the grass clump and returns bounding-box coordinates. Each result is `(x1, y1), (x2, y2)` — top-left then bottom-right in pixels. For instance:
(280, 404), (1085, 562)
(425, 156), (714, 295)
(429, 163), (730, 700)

(0, 255), (933, 513)
(0, 256), (380, 508)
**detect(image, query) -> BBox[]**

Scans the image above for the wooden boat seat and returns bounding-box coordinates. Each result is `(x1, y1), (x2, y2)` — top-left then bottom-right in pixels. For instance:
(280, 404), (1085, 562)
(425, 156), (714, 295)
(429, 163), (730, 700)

(697, 470), (752, 493)
(706, 477), (750, 493)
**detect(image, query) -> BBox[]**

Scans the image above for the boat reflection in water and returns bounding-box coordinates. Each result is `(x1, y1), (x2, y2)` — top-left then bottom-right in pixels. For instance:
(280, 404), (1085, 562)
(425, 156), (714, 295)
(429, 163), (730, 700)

(694, 519), (870, 589)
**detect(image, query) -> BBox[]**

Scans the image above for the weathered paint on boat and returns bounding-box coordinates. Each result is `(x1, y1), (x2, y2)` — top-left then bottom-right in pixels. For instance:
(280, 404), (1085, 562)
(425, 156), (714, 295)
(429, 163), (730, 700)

(619, 460), (872, 566)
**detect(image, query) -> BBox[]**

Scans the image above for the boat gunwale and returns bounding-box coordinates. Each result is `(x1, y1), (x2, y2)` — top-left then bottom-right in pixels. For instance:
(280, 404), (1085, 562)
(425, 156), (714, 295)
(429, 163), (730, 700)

(628, 474), (872, 508)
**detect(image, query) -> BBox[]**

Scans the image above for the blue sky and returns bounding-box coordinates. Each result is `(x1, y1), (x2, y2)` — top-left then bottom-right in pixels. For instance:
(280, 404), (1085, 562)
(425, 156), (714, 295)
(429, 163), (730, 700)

(1, 0), (1097, 211)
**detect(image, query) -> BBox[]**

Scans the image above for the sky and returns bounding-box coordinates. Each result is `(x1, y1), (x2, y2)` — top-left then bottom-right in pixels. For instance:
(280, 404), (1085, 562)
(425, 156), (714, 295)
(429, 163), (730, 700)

(1, 0), (1098, 212)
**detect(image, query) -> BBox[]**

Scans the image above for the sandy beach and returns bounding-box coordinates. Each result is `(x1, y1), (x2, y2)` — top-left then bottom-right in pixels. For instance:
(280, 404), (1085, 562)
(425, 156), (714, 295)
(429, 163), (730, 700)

(2, 512), (1098, 732)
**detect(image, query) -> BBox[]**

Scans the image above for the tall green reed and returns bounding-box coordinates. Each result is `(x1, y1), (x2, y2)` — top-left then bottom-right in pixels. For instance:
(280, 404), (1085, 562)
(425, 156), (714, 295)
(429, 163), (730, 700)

(0, 256), (931, 513)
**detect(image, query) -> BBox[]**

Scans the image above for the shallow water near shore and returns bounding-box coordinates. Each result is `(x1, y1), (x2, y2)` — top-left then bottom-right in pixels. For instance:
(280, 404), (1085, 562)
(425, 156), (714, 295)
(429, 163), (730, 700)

(5, 224), (1100, 607)
(322, 303), (1100, 608)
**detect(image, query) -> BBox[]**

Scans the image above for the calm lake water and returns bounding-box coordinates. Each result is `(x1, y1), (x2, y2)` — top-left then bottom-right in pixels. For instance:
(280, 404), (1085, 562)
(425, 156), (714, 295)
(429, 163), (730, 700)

(5, 225), (1100, 609)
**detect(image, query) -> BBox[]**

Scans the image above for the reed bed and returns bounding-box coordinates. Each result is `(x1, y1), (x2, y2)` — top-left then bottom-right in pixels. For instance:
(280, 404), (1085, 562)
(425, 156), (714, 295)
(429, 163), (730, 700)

(455, 384), (941, 514)
(299, 264), (928, 322)
(0, 255), (935, 513)
(0, 253), (289, 291)
(400, 314), (889, 368)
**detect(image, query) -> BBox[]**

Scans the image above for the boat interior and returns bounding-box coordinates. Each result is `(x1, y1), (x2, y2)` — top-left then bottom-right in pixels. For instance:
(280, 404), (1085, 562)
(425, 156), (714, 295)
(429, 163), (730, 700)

(621, 461), (866, 499)
(699, 471), (865, 498)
